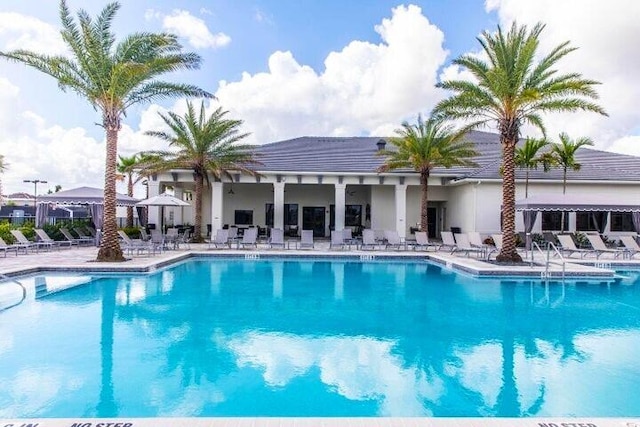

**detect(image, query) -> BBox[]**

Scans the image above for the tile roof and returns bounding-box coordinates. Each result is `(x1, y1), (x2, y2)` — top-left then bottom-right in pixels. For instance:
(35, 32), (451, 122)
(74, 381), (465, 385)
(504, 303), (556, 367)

(254, 131), (640, 182)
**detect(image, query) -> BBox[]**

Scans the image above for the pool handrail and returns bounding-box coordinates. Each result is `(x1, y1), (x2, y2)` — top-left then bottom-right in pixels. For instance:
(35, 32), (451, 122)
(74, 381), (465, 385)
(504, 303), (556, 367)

(0, 273), (27, 312)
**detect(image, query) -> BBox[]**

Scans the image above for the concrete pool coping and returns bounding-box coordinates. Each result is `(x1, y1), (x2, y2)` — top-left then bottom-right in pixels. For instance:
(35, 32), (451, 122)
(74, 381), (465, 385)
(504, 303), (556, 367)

(0, 417), (638, 426)
(0, 243), (630, 279)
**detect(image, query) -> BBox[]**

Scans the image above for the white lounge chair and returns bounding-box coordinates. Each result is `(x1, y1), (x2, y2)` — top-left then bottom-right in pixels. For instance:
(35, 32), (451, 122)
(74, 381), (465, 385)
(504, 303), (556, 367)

(239, 227), (258, 249)
(488, 234), (504, 259)
(74, 227), (96, 245)
(209, 229), (230, 249)
(0, 237), (21, 256)
(384, 230), (406, 250)
(439, 231), (457, 252)
(620, 236), (640, 258)
(585, 234), (625, 259)
(296, 230), (315, 249)
(269, 228), (286, 249)
(453, 233), (486, 258)
(35, 228), (70, 249)
(413, 231), (440, 251)
(10, 230), (42, 253)
(117, 230), (157, 256)
(360, 229), (378, 251)
(330, 230), (346, 250)
(556, 235), (593, 258)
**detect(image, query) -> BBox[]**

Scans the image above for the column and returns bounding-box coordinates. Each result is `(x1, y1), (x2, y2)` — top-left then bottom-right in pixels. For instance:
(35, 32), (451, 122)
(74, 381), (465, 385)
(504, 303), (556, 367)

(173, 187), (183, 226)
(334, 183), (346, 231)
(395, 184), (407, 239)
(211, 181), (224, 232)
(273, 182), (285, 230)
(147, 181), (161, 228)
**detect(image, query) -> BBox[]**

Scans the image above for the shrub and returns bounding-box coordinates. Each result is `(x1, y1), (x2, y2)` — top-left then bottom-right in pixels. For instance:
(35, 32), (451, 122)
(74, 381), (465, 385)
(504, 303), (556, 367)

(121, 226), (141, 239)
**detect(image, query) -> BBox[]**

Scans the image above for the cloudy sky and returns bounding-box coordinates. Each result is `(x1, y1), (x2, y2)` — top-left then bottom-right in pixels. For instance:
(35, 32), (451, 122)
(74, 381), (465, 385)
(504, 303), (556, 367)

(1, 0), (639, 196)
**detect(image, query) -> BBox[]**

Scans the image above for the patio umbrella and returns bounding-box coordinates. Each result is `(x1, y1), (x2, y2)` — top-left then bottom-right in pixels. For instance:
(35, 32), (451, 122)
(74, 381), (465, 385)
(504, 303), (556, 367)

(136, 192), (190, 232)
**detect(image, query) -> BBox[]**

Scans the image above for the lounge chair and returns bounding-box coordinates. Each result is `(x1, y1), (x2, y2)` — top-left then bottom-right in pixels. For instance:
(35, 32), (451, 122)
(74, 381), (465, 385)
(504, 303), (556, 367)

(10, 230), (42, 253)
(0, 237), (21, 256)
(620, 236), (640, 258)
(296, 230), (315, 249)
(468, 232), (487, 250)
(343, 228), (357, 248)
(239, 227), (258, 249)
(360, 229), (379, 251)
(413, 231), (440, 251)
(556, 235), (593, 258)
(74, 227), (96, 245)
(384, 230), (406, 250)
(139, 228), (150, 241)
(439, 231), (457, 252)
(60, 228), (82, 246)
(453, 233), (486, 258)
(209, 229), (230, 249)
(35, 228), (70, 249)
(330, 230), (346, 250)
(177, 230), (191, 250)
(117, 230), (156, 256)
(585, 234), (625, 259)
(269, 228), (286, 249)
(488, 234), (504, 259)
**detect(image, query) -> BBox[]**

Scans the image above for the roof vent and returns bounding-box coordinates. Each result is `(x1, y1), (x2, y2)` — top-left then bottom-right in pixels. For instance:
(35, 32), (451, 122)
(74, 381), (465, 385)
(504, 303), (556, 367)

(376, 139), (386, 151)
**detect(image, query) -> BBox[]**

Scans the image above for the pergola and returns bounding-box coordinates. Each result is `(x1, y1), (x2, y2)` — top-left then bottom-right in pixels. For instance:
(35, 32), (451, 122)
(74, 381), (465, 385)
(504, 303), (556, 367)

(515, 194), (640, 234)
(36, 186), (139, 229)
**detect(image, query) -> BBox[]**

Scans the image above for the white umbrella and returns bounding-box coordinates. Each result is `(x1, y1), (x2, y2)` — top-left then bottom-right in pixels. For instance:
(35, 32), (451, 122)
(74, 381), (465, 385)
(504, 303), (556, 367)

(136, 192), (190, 232)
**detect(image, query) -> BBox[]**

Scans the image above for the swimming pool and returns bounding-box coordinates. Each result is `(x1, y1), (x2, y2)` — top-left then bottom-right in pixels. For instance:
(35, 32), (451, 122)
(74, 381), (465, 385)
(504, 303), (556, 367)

(0, 258), (639, 417)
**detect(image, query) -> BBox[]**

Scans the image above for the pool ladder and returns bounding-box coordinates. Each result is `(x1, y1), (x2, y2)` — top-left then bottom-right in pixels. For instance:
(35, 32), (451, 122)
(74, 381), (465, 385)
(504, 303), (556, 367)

(0, 273), (27, 312)
(530, 241), (566, 282)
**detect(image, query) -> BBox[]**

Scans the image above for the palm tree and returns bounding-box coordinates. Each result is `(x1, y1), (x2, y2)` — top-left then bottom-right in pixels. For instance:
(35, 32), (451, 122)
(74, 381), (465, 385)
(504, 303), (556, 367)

(515, 138), (555, 198)
(0, 154), (6, 207)
(117, 154), (140, 228)
(377, 114), (478, 234)
(550, 132), (594, 194)
(141, 100), (260, 242)
(0, 1), (211, 261)
(434, 22), (606, 262)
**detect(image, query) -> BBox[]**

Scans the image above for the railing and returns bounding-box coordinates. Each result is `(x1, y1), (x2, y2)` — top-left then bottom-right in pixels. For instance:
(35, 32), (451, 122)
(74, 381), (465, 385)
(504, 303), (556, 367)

(531, 241), (566, 281)
(0, 273), (27, 312)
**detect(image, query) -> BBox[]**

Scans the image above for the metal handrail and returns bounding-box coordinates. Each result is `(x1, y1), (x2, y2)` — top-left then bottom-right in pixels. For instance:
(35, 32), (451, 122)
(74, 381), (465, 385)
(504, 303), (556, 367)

(531, 241), (566, 281)
(0, 273), (27, 312)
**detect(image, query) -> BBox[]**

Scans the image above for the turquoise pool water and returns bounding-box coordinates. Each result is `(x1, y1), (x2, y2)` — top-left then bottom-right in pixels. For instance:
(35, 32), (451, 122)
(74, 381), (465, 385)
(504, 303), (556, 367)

(0, 258), (639, 417)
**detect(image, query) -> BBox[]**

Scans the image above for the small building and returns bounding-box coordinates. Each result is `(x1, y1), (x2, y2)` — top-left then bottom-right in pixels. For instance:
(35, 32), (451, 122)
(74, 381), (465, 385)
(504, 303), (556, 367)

(144, 131), (640, 239)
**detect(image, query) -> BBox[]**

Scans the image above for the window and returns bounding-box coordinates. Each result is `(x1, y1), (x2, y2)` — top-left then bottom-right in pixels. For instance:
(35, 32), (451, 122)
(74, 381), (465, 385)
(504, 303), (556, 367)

(182, 191), (193, 202)
(285, 204), (298, 226)
(541, 211), (568, 231)
(265, 204), (274, 227)
(611, 212), (634, 232)
(265, 204), (298, 227)
(234, 210), (253, 225)
(345, 205), (362, 226)
(576, 212), (598, 231)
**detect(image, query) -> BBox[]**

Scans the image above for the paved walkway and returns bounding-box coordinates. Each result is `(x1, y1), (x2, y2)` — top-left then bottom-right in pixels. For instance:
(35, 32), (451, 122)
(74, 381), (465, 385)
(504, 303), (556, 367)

(0, 241), (632, 278)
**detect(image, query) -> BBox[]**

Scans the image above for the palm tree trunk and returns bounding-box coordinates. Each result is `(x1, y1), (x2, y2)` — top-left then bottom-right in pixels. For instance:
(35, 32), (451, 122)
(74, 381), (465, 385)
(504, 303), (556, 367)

(193, 172), (204, 242)
(126, 173), (134, 228)
(525, 169), (529, 198)
(420, 171), (429, 233)
(497, 137), (522, 263)
(563, 168), (567, 194)
(97, 114), (125, 262)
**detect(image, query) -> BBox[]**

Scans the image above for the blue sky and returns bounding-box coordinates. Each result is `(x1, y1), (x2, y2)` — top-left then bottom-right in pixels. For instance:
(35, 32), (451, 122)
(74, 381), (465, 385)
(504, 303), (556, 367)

(1, 0), (639, 195)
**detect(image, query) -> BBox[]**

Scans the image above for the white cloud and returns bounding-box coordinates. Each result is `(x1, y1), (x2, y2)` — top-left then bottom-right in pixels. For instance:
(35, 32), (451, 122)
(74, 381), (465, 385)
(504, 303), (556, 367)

(215, 4), (449, 144)
(484, 0), (640, 153)
(148, 9), (231, 50)
(0, 12), (67, 55)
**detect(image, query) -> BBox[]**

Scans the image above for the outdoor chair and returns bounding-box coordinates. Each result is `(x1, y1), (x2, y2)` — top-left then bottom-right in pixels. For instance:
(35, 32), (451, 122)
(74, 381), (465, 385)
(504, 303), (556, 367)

(360, 229), (379, 251)
(296, 230), (315, 249)
(619, 236), (640, 258)
(35, 228), (70, 249)
(177, 230), (191, 250)
(0, 237), (21, 256)
(488, 234), (504, 259)
(117, 230), (156, 256)
(374, 229), (385, 244)
(468, 232), (487, 250)
(239, 227), (258, 249)
(384, 230), (406, 251)
(585, 234), (626, 259)
(453, 233), (486, 258)
(343, 228), (358, 248)
(139, 228), (150, 241)
(74, 227), (96, 245)
(556, 235), (594, 258)
(413, 231), (440, 251)
(10, 230), (42, 253)
(209, 229), (230, 249)
(330, 230), (346, 250)
(439, 231), (457, 253)
(269, 228), (286, 249)
(150, 230), (165, 252)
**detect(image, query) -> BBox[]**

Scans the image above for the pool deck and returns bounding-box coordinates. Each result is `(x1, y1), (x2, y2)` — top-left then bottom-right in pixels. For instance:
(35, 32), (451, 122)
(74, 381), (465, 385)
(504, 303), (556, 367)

(0, 241), (634, 279)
